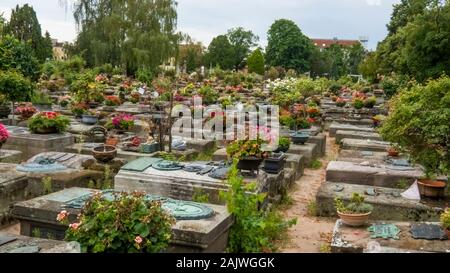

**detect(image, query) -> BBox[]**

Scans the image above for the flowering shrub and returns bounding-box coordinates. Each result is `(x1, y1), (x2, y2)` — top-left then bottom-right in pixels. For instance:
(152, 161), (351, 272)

(61, 191), (175, 253)
(15, 105), (37, 119)
(129, 92), (140, 104)
(0, 124), (9, 144)
(335, 98), (346, 107)
(28, 112), (70, 133)
(70, 103), (88, 116)
(363, 96), (377, 108)
(352, 98), (364, 109)
(107, 113), (135, 131)
(307, 106), (320, 118)
(104, 96), (121, 106)
(226, 138), (265, 160)
(95, 74), (108, 84)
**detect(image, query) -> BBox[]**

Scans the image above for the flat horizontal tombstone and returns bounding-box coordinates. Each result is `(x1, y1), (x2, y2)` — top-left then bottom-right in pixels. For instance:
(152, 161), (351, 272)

(11, 187), (234, 253)
(1, 125), (74, 161)
(325, 161), (424, 188)
(337, 149), (389, 164)
(330, 220), (450, 253)
(287, 143), (318, 165)
(0, 149), (22, 163)
(328, 122), (375, 137)
(340, 138), (391, 152)
(324, 117), (373, 128)
(0, 163), (28, 227)
(335, 130), (382, 144)
(316, 182), (447, 222)
(0, 233), (81, 253)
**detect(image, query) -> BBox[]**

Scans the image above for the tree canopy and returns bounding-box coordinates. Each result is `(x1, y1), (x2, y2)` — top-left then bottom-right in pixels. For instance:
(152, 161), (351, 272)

(247, 48), (265, 75)
(205, 35), (235, 70)
(72, 0), (178, 75)
(4, 4), (53, 62)
(265, 19), (314, 73)
(226, 27), (259, 69)
(0, 35), (40, 80)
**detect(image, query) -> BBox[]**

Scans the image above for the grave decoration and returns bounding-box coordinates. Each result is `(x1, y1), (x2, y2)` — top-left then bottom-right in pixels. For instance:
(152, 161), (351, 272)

(106, 113), (135, 133)
(410, 223), (447, 240)
(263, 152), (286, 174)
(28, 112), (70, 134)
(368, 223), (401, 240)
(290, 131), (310, 145)
(152, 160), (183, 171)
(226, 138), (265, 174)
(0, 124), (9, 150)
(14, 105), (37, 120)
(16, 156), (67, 173)
(92, 145), (117, 163)
(335, 193), (373, 227)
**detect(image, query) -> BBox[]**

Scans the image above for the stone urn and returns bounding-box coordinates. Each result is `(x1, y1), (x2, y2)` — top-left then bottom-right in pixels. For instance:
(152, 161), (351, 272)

(337, 211), (372, 227)
(92, 145), (117, 163)
(81, 114), (99, 125)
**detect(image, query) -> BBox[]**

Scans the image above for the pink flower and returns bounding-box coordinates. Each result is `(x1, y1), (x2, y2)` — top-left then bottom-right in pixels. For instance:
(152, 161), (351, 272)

(134, 236), (143, 244)
(69, 222), (80, 230)
(0, 124), (9, 142)
(56, 210), (69, 222)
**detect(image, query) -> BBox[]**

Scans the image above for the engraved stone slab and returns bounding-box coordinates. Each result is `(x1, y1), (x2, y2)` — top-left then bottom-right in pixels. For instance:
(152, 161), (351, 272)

(410, 223), (447, 240)
(121, 157), (162, 172)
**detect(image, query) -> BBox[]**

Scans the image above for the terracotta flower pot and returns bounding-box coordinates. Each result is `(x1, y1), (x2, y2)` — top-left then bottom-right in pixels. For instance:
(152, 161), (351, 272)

(417, 179), (446, 198)
(337, 211), (372, 227)
(387, 148), (399, 157)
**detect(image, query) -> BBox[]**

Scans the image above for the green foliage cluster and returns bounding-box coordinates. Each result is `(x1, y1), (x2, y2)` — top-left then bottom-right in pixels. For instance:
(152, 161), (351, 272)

(334, 193), (373, 214)
(198, 85), (219, 105)
(64, 191), (175, 253)
(226, 139), (264, 160)
(221, 162), (297, 253)
(28, 112), (70, 133)
(0, 35), (40, 79)
(440, 209), (450, 230)
(379, 76), (450, 177)
(0, 70), (35, 102)
(247, 48), (265, 75)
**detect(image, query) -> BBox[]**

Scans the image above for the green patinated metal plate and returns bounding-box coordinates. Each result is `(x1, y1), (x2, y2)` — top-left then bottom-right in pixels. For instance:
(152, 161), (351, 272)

(63, 190), (214, 220)
(152, 160), (183, 171)
(368, 224), (401, 240)
(121, 157), (162, 172)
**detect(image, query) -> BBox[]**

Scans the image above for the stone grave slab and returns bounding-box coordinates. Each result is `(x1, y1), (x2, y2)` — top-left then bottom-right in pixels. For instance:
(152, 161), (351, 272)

(0, 233), (80, 253)
(212, 148), (228, 162)
(324, 117), (373, 128)
(316, 182), (447, 221)
(330, 220), (450, 253)
(326, 161), (423, 187)
(328, 122), (375, 137)
(2, 126), (74, 160)
(285, 153), (305, 179)
(0, 163), (28, 226)
(11, 187), (234, 253)
(335, 130), (382, 144)
(337, 149), (389, 164)
(307, 133), (327, 157)
(0, 149), (22, 163)
(340, 138), (391, 152)
(287, 143), (318, 165)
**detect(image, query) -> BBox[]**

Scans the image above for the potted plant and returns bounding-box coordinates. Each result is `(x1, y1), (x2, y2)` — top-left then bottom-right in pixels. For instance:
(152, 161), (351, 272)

(335, 97), (346, 107)
(387, 145), (400, 157)
(275, 137), (291, 153)
(226, 139), (265, 172)
(335, 193), (373, 227)
(71, 103), (88, 118)
(28, 112), (70, 134)
(307, 106), (320, 118)
(352, 98), (364, 109)
(104, 95), (121, 107)
(106, 113), (135, 132)
(129, 92), (140, 104)
(263, 152), (286, 174)
(0, 123), (9, 150)
(81, 110), (99, 125)
(0, 94), (10, 118)
(363, 96), (377, 108)
(14, 105), (37, 120)
(440, 209), (450, 239)
(372, 114), (386, 127)
(380, 77), (449, 199)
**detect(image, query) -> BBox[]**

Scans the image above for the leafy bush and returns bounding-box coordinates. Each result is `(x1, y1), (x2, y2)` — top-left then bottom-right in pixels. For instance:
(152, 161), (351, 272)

(0, 70), (35, 103)
(380, 76), (450, 177)
(31, 91), (53, 105)
(0, 35), (40, 80)
(363, 96), (376, 108)
(136, 68), (154, 85)
(62, 191), (175, 253)
(221, 162), (296, 253)
(247, 49), (265, 75)
(266, 67), (279, 80)
(28, 112), (70, 133)
(328, 82), (342, 95)
(352, 98), (364, 109)
(198, 85), (218, 105)
(440, 209), (450, 230)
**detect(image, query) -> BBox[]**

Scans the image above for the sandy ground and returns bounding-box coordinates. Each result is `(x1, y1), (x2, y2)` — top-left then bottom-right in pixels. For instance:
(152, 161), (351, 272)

(278, 133), (339, 253)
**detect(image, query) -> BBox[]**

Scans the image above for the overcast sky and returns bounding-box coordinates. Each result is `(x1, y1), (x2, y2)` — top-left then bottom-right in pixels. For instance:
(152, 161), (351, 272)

(0, 0), (400, 50)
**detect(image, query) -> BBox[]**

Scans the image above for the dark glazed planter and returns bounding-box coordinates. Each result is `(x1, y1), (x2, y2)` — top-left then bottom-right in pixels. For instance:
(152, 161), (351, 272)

(81, 115), (99, 125)
(291, 132), (310, 145)
(263, 153), (286, 174)
(237, 156), (263, 172)
(0, 105), (10, 118)
(33, 126), (58, 134)
(92, 145), (117, 163)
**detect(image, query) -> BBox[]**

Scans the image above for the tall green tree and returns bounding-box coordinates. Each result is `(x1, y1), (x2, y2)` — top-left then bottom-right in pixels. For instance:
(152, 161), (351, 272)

(178, 34), (205, 73)
(227, 27), (259, 69)
(387, 0), (430, 36)
(72, 0), (178, 75)
(247, 48), (265, 75)
(0, 13), (5, 36)
(0, 35), (40, 80)
(206, 35), (235, 70)
(5, 4), (53, 62)
(265, 19), (314, 73)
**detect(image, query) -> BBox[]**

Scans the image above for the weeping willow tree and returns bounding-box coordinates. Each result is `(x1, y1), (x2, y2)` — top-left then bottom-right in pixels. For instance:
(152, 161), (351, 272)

(67, 0), (178, 75)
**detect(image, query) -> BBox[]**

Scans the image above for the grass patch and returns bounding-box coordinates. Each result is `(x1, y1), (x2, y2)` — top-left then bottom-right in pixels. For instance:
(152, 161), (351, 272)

(192, 142), (217, 161)
(308, 159), (322, 170)
(396, 178), (410, 189)
(319, 243), (331, 253)
(192, 189), (210, 203)
(306, 201), (317, 216)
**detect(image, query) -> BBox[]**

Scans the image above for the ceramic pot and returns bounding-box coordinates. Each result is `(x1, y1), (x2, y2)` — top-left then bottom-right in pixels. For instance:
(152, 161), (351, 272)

(291, 132), (310, 145)
(92, 145), (117, 163)
(81, 115), (99, 125)
(417, 179), (446, 198)
(337, 211), (371, 227)
(263, 153), (286, 174)
(33, 126), (57, 134)
(237, 156), (263, 172)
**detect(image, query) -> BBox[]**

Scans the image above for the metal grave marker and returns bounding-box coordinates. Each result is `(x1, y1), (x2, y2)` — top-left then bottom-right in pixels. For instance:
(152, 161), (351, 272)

(368, 224), (401, 240)
(410, 223), (447, 240)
